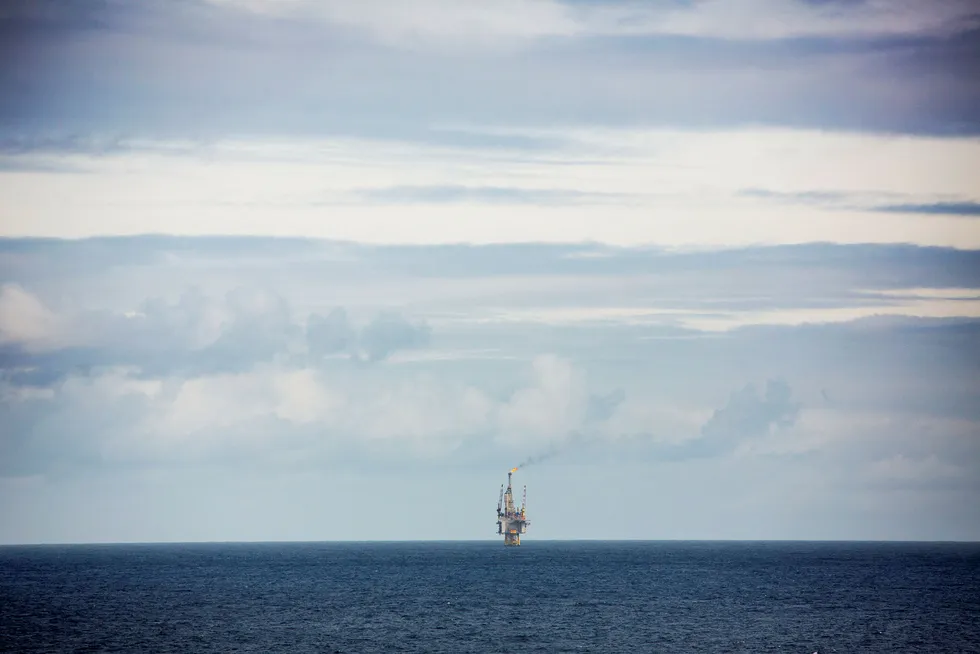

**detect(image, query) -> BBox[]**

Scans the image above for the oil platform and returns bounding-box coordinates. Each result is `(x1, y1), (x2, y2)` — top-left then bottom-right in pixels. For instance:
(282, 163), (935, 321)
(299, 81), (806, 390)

(496, 467), (529, 546)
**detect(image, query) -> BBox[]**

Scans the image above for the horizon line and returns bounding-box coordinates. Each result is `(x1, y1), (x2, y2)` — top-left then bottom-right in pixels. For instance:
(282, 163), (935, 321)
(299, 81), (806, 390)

(3, 538), (978, 547)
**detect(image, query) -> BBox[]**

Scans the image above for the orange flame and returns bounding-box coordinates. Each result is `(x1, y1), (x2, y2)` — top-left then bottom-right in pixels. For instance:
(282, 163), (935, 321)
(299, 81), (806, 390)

(510, 467), (519, 473)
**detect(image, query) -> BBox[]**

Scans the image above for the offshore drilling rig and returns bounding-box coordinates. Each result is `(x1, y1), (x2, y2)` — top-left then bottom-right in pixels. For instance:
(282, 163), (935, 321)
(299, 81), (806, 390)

(496, 467), (529, 546)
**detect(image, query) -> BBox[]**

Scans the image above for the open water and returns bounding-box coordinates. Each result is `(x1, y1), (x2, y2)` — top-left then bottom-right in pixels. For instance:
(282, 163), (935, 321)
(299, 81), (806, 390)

(1, 541), (978, 653)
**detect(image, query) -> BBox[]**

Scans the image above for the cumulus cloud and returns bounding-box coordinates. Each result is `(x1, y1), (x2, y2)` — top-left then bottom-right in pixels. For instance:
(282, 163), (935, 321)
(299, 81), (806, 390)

(494, 355), (629, 467)
(306, 308), (355, 359)
(0, 352), (633, 475)
(1, 237), (978, 534)
(586, 388), (626, 424)
(0, 285), (434, 383)
(64, 286), (301, 376)
(0, 284), (66, 352)
(357, 312), (431, 362)
(0, 367), (162, 475)
(305, 307), (432, 363)
(681, 379), (802, 458)
(496, 355), (588, 446)
(192, 287), (299, 372)
(0, 364), (395, 474)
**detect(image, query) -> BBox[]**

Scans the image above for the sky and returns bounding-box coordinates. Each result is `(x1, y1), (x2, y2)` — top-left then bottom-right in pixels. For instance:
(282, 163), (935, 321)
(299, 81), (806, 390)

(0, 0), (979, 544)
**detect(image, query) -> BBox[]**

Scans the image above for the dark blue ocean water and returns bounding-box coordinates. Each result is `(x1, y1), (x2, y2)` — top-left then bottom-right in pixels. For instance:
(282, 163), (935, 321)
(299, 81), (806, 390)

(1, 541), (978, 653)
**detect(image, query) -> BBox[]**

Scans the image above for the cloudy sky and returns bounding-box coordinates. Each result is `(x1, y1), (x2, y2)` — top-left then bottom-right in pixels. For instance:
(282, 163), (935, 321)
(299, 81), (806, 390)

(1, 0), (978, 543)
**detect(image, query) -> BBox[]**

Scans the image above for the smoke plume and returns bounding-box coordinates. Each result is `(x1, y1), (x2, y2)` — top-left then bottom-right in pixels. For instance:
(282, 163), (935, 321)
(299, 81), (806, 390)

(513, 388), (625, 470)
(515, 431), (586, 470)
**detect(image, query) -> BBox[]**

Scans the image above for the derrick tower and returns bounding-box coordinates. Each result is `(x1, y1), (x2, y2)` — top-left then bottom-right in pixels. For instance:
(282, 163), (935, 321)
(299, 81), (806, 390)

(496, 467), (529, 546)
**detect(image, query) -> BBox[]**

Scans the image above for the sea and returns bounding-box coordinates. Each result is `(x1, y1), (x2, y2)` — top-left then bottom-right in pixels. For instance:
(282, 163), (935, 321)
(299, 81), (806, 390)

(1, 541), (978, 653)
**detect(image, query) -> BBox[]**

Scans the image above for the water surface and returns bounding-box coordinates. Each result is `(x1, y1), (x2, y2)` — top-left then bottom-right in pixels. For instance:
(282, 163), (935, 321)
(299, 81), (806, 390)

(2, 541), (978, 652)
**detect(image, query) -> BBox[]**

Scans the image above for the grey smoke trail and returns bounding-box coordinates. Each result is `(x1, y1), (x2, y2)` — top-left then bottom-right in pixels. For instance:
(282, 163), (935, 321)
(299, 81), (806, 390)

(514, 388), (625, 470)
(515, 431), (586, 470)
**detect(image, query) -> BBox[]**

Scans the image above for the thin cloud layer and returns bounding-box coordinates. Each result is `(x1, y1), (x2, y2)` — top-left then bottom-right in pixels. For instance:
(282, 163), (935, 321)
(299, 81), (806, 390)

(2, 131), (978, 247)
(212, 0), (980, 43)
(3, 0), (979, 136)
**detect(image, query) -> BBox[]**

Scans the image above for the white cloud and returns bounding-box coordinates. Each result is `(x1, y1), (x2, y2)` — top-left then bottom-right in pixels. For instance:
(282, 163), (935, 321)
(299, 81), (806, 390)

(4, 354), (625, 469)
(2, 130), (979, 248)
(158, 367), (341, 436)
(0, 284), (69, 352)
(496, 354), (589, 448)
(272, 368), (344, 424)
(349, 374), (493, 453)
